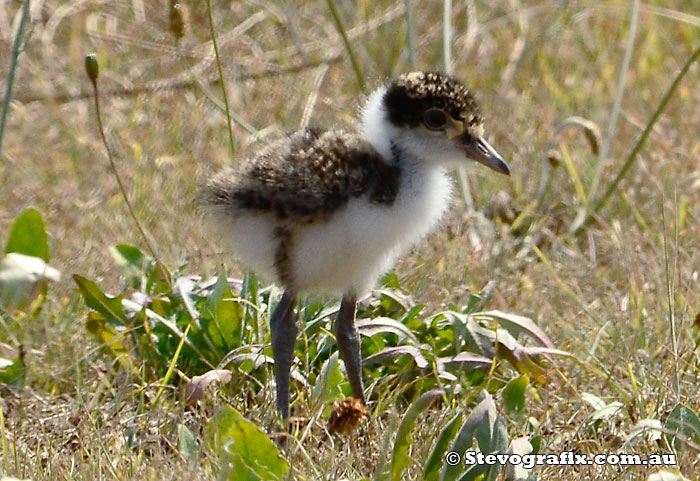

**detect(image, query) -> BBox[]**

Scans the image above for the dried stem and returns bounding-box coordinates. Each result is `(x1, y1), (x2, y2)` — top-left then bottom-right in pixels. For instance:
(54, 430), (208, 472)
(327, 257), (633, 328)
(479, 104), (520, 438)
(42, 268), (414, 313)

(87, 68), (172, 287)
(205, 0), (236, 157)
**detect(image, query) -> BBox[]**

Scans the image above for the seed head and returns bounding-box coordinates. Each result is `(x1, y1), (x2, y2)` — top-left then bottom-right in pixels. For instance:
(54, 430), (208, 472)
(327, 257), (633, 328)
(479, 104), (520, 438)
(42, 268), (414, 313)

(169, 0), (189, 40)
(84, 53), (99, 85)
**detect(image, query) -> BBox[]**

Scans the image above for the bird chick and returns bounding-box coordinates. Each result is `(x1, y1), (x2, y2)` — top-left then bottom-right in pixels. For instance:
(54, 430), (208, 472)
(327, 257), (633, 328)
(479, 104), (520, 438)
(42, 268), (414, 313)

(200, 71), (510, 419)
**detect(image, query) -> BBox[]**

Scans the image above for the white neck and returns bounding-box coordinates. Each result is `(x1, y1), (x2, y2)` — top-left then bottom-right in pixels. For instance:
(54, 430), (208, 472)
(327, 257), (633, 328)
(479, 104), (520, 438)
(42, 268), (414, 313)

(361, 85), (396, 161)
(361, 84), (469, 174)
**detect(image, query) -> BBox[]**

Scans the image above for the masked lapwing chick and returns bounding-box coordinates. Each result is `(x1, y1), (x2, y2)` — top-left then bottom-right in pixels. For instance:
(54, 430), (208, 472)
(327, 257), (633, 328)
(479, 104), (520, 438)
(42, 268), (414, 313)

(200, 71), (510, 420)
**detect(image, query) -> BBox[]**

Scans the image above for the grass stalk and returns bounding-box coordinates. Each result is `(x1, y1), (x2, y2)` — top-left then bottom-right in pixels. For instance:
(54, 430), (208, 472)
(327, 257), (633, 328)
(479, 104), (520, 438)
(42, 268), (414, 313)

(326, 0), (366, 93)
(442, 0), (475, 214)
(442, 0), (453, 75)
(532, 245), (600, 324)
(0, 0), (31, 157)
(404, 0), (417, 70)
(205, 0), (236, 158)
(574, 43), (700, 235)
(300, 64), (330, 130)
(661, 194), (679, 395)
(585, 0), (640, 205)
(152, 323), (192, 407)
(175, 41), (259, 136)
(85, 55), (172, 288)
(0, 405), (9, 473)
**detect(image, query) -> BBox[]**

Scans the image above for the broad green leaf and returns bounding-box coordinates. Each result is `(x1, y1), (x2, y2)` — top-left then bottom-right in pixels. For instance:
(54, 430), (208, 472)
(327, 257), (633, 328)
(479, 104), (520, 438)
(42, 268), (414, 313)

(437, 353), (492, 373)
(356, 317), (420, 345)
(647, 470), (691, 481)
(373, 413), (398, 481)
(312, 351), (344, 405)
(590, 401), (624, 422)
(423, 413), (463, 481)
(664, 404), (700, 451)
(391, 389), (443, 481)
(363, 346), (429, 370)
(530, 435), (542, 454)
(85, 312), (136, 372)
(178, 423), (198, 462)
(240, 269), (259, 341)
(581, 392), (606, 410)
(504, 436), (533, 481)
(464, 293), (483, 314)
(502, 375), (528, 415)
(122, 298), (214, 367)
(205, 406), (288, 481)
(475, 311), (554, 348)
(222, 350), (274, 372)
(494, 329), (549, 381)
(202, 271), (241, 349)
(0, 352), (25, 388)
(109, 243), (149, 270)
(379, 271), (401, 289)
(109, 244), (152, 283)
(0, 253), (60, 311)
(457, 415), (509, 481)
(441, 392), (497, 481)
(4, 208), (49, 262)
(457, 313), (497, 358)
(476, 411), (509, 461)
(73, 274), (128, 325)
(374, 288), (411, 313)
(521, 346), (572, 359)
(627, 418), (663, 445)
(399, 304), (425, 325)
(582, 393), (623, 423)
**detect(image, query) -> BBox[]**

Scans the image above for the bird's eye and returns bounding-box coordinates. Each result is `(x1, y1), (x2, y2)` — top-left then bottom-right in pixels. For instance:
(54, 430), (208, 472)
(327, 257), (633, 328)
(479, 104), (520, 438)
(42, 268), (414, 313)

(423, 108), (448, 130)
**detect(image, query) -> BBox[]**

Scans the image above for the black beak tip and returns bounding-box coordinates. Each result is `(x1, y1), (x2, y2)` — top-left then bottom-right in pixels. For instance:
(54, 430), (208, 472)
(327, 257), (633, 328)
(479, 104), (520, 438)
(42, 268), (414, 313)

(499, 160), (511, 176)
(463, 137), (511, 176)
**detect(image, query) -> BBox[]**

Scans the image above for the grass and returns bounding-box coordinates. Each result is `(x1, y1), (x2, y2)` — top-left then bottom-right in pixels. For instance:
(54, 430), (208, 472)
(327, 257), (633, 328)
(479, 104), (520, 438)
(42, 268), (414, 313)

(1, 0), (700, 479)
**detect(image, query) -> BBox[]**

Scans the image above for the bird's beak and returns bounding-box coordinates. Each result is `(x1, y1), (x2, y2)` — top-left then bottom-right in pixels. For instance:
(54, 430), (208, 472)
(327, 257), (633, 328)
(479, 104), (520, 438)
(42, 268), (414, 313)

(458, 136), (510, 175)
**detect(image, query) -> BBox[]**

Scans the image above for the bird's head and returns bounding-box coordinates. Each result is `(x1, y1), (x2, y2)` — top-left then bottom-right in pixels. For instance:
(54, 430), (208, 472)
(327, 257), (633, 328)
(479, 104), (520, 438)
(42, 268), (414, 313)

(362, 71), (509, 175)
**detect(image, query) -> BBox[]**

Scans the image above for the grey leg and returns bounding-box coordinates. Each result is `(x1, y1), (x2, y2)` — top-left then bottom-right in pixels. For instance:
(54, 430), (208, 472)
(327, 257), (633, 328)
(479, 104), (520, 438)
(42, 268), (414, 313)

(269, 290), (297, 419)
(335, 295), (366, 404)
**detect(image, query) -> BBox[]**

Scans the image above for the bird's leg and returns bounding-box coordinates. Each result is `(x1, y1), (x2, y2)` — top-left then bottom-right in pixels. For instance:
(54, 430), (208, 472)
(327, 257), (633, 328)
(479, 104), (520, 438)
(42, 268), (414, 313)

(269, 290), (297, 419)
(335, 294), (366, 404)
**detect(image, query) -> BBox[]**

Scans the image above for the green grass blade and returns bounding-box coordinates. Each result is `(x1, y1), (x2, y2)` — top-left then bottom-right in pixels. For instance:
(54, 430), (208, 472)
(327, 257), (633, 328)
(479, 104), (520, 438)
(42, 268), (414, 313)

(0, 0), (31, 157)
(205, 0), (236, 158)
(423, 413), (463, 481)
(574, 43), (700, 235)
(152, 322), (192, 408)
(391, 389), (444, 481)
(559, 143), (586, 205)
(326, 0), (366, 93)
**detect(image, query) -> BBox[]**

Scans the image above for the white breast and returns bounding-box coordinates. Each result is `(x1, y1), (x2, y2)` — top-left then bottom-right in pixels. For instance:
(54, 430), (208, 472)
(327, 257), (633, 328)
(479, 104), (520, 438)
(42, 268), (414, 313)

(292, 164), (452, 295)
(206, 164), (453, 297)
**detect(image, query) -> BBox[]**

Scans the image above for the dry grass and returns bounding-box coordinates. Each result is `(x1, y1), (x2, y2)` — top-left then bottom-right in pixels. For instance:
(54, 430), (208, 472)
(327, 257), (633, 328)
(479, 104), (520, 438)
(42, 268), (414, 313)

(1, 0), (699, 479)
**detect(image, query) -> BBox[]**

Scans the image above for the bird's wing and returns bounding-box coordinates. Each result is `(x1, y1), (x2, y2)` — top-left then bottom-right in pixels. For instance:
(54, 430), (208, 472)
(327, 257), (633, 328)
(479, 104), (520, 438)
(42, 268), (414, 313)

(203, 129), (400, 221)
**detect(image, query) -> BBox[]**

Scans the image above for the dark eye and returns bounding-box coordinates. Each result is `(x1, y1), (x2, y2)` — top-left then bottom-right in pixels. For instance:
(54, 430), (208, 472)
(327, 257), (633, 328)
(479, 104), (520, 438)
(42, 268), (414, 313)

(423, 108), (448, 130)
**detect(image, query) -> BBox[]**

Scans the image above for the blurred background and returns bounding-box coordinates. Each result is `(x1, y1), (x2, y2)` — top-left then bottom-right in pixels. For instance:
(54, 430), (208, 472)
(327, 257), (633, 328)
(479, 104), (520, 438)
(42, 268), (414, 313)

(0, 0), (699, 478)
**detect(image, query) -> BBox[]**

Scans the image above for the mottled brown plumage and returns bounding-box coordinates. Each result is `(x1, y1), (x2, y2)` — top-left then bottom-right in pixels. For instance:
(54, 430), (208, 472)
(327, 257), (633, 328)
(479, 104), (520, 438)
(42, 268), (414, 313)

(202, 129), (401, 223)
